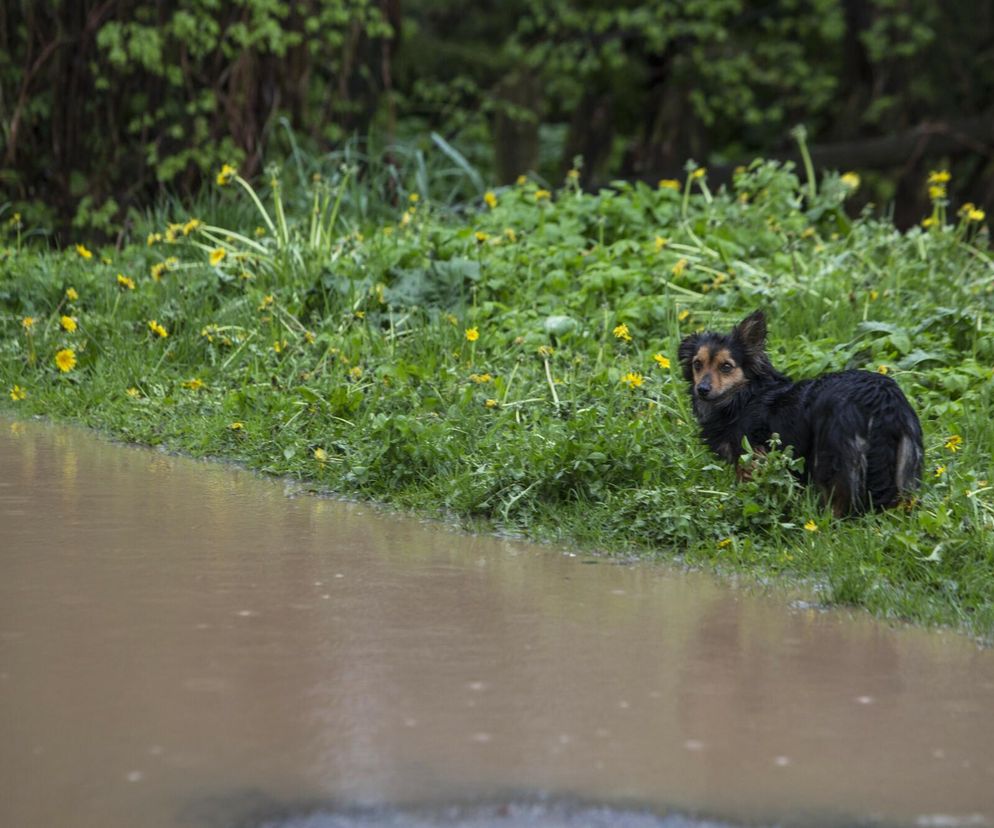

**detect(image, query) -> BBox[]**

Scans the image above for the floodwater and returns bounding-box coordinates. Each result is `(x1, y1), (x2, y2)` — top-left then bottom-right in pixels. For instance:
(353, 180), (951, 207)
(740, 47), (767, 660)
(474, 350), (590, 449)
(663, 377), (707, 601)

(2, 420), (994, 828)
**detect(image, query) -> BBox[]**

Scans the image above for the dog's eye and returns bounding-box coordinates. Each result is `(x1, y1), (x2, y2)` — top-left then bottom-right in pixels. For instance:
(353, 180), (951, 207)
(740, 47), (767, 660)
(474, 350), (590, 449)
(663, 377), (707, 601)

(692, 359), (703, 371)
(720, 362), (734, 373)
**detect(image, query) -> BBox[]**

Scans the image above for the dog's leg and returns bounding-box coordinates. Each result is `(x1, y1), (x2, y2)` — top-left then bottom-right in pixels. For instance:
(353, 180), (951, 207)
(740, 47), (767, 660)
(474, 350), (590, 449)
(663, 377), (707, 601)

(734, 445), (766, 483)
(829, 486), (851, 518)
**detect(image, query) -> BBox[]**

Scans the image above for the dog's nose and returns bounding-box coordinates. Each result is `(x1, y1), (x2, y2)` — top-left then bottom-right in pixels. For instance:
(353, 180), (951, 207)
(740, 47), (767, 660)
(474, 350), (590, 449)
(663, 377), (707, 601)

(696, 382), (711, 398)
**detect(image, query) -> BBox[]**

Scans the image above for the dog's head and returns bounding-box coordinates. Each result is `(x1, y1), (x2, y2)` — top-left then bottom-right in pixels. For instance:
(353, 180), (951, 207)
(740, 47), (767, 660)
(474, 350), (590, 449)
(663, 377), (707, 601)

(678, 310), (773, 409)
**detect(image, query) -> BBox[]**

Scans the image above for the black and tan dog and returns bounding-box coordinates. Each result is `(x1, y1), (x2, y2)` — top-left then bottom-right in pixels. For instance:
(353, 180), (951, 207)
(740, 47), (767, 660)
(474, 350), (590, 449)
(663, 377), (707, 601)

(678, 310), (923, 516)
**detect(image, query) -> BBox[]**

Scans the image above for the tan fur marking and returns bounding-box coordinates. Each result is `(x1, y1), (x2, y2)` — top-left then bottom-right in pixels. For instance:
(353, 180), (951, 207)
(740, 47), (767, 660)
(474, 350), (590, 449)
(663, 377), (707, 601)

(690, 346), (747, 401)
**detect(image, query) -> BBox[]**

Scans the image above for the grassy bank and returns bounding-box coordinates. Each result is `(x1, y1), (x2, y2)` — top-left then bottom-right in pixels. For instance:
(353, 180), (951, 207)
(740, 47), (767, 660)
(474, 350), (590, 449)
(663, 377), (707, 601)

(3, 156), (993, 638)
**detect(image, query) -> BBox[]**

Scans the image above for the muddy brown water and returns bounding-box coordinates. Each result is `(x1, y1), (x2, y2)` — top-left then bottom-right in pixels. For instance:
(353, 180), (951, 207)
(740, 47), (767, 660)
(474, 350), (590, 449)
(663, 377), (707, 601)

(2, 419), (994, 828)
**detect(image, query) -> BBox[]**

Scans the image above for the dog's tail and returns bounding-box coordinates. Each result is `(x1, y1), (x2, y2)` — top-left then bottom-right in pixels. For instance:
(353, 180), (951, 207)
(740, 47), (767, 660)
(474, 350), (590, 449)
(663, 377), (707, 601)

(865, 397), (923, 509)
(894, 430), (923, 497)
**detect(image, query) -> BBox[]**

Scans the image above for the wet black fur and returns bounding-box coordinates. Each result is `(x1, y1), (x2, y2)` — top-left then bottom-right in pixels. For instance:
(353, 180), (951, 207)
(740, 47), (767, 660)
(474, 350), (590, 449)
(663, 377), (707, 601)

(678, 311), (924, 515)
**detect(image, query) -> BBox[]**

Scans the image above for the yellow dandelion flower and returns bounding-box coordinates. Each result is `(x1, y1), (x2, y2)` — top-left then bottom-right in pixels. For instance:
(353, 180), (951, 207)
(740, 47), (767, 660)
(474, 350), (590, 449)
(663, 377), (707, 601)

(485, 398), (498, 408)
(304, 331), (316, 344)
(484, 191), (498, 209)
(258, 294), (275, 311)
(349, 366), (363, 380)
(75, 243), (93, 260)
(55, 348), (76, 373)
(869, 289), (879, 301)
(272, 340), (287, 354)
(678, 309), (690, 322)
(928, 184), (946, 201)
(181, 378), (205, 391)
(612, 323), (632, 342)
(516, 174), (528, 186)
(209, 248), (226, 266)
(877, 364), (889, 374)
(10, 385), (27, 401)
(165, 223), (183, 243)
(804, 520), (818, 532)
(147, 232), (162, 246)
(408, 193), (420, 204)
(840, 172), (861, 190)
(148, 320), (169, 339)
(21, 316), (35, 331)
(537, 345), (554, 358)
(475, 230), (489, 243)
(622, 371), (644, 389)
(60, 315), (77, 333)
(229, 421), (244, 431)
(653, 353), (671, 369)
(928, 170), (951, 185)
(469, 373), (493, 384)
(671, 257), (688, 277)
(658, 179), (681, 190)
(967, 208), (986, 223)
(126, 387), (141, 398)
(117, 274), (136, 290)
(534, 189), (551, 202)
(216, 163), (237, 186)
(691, 167), (707, 180)
(465, 327), (479, 342)
(182, 218), (202, 236)
(921, 216), (938, 229)
(66, 287), (79, 301)
(717, 538), (733, 549)
(934, 465), (946, 478)
(314, 447), (329, 463)
(945, 434), (962, 452)
(654, 236), (668, 252)
(504, 227), (517, 243)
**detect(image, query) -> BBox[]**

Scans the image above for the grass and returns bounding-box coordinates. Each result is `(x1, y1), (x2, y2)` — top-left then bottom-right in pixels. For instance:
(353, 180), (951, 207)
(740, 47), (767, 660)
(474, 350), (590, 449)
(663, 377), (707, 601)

(2, 149), (993, 639)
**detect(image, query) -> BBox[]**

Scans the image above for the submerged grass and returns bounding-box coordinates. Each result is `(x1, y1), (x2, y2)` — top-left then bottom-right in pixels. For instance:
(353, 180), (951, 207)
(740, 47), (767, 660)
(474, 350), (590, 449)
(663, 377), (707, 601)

(2, 151), (993, 638)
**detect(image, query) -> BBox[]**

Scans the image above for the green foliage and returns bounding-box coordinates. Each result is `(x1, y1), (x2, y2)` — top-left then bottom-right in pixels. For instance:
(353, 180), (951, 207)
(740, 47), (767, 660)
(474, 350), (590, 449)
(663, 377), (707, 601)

(2, 1), (992, 238)
(726, 436), (806, 533)
(2, 153), (993, 637)
(1, 1), (393, 235)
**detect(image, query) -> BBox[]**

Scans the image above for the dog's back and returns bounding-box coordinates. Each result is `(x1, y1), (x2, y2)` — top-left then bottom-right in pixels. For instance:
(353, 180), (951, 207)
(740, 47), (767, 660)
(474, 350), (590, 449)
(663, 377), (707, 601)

(802, 371), (923, 514)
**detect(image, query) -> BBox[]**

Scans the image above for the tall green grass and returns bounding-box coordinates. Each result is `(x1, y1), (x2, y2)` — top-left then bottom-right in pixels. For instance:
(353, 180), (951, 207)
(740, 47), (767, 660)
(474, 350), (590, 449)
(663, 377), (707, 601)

(2, 145), (992, 638)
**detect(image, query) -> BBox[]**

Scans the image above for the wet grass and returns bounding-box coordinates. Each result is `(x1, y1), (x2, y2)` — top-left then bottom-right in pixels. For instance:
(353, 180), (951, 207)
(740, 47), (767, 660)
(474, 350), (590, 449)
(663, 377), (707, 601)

(2, 151), (993, 639)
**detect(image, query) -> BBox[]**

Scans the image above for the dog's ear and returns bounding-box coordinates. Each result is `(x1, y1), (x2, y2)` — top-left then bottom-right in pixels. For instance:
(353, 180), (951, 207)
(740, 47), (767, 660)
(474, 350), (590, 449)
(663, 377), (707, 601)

(734, 310), (766, 352)
(678, 333), (700, 381)
(733, 310), (775, 375)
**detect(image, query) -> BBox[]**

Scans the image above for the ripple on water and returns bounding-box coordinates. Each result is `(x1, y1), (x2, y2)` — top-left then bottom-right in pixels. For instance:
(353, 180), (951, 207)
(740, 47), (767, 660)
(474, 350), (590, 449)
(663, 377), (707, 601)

(252, 800), (750, 828)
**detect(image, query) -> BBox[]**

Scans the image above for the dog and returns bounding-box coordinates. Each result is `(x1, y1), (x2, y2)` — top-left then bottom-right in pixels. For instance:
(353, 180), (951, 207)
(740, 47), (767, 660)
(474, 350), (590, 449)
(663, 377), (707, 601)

(678, 310), (923, 516)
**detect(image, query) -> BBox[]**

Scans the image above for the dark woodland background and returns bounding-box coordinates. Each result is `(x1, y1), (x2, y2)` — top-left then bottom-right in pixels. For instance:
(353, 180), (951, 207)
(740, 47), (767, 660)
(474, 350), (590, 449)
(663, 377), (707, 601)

(1, 0), (992, 239)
